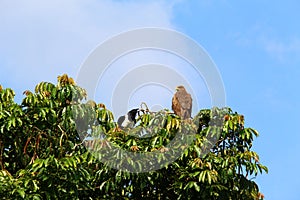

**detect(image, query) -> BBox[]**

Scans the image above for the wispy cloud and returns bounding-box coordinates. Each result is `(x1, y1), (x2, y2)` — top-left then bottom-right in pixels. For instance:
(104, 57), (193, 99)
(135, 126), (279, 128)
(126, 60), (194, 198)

(261, 37), (300, 62)
(231, 23), (300, 63)
(0, 0), (176, 99)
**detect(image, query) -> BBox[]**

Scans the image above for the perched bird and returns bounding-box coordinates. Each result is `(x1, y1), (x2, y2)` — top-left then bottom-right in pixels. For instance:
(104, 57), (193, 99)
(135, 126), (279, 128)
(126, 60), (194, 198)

(117, 108), (139, 129)
(172, 85), (192, 119)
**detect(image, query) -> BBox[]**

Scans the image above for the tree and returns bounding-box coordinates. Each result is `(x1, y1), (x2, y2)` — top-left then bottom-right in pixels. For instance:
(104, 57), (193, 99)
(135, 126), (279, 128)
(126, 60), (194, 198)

(0, 74), (267, 199)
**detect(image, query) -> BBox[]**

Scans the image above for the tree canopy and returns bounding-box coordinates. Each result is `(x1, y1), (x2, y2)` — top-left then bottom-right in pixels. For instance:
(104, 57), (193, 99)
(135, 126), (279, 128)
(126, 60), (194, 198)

(0, 74), (267, 199)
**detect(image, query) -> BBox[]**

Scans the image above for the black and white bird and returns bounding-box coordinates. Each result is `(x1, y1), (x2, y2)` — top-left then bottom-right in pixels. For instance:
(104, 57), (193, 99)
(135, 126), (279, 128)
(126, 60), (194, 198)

(117, 108), (139, 129)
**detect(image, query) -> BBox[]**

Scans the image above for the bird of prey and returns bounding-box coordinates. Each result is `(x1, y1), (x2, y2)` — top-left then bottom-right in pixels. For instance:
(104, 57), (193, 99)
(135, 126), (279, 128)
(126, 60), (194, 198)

(172, 85), (192, 119)
(117, 108), (139, 129)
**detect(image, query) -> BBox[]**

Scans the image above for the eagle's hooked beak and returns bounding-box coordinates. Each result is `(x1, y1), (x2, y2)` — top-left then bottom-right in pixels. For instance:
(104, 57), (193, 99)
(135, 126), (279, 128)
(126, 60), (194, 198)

(175, 86), (180, 91)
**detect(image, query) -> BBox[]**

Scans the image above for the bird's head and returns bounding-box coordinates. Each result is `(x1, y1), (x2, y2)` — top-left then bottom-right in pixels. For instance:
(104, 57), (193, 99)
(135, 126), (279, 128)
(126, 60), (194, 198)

(176, 85), (185, 91)
(127, 108), (139, 121)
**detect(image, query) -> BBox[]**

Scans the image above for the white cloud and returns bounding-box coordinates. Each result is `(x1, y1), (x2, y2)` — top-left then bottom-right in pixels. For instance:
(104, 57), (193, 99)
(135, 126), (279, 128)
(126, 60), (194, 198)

(261, 37), (300, 62)
(0, 0), (213, 117)
(0, 0), (176, 100)
(230, 23), (300, 63)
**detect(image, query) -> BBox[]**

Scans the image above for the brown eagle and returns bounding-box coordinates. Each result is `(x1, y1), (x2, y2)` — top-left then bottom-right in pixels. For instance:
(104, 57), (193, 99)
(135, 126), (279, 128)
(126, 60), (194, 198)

(172, 85), (192, 119)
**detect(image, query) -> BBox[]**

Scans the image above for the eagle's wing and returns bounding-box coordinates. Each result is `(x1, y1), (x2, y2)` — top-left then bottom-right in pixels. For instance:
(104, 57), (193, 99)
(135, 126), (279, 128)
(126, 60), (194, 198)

(176, 91), (192, 119)
(172, 94), (181, 117)
(176, 91), (192, 108)
(184, 93), (192, 118)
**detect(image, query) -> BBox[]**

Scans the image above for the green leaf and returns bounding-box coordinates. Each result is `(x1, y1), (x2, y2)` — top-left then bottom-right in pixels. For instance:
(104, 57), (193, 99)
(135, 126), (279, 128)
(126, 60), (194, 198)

(17, 189), (25, 198)
(194, 182), (200, 192)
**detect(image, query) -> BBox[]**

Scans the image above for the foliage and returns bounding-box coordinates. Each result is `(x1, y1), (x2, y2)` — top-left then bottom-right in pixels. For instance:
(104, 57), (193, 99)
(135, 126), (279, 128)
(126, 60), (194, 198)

(0, 74), (267, 199)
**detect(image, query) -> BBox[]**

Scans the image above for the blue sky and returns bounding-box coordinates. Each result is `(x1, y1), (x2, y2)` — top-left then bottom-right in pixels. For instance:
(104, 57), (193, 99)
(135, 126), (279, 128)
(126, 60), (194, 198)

(1, 1), (300, 199)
